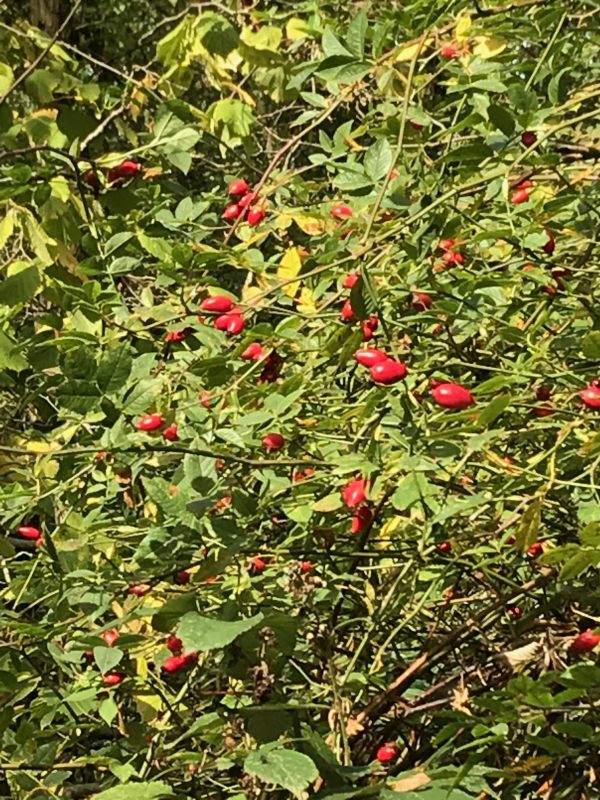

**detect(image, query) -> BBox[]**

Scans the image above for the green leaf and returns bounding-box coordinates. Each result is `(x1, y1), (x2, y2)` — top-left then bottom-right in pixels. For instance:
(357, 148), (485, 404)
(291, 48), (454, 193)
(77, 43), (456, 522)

(0, 265), (40, 306)
(514, 497), (543, 553)
(244, 745), (319, 798)
(93, 646), (123, 674)
(488, 105), (515, 136)
(97, 345), (132, 394)
(582, 331), (600, 359)
(345, 11), (367, 59)
(56, 380), (101, 413)
(322, 28), (353, 58)
(0, 329), (27, 371)
(92, 781), (173, 800)
(178, 612), (264, 653)
(137, 233), (173, 262)
(364, 139), (393, 182)
(478, 395), (510, 428)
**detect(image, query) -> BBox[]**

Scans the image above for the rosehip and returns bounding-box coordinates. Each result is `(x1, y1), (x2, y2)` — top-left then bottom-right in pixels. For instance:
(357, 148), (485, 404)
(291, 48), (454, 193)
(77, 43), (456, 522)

(228, 179), (249, 196)
(128, 584), (151, 596)
(440, 43), (459, 58)
(351, 505), (372, 534)
(527, 541), (544, 557)
(241, 342), (265, 360)
(533, 404), (554, 417)
(103, 671), (125, 686)
(239, 191), (258, 208)
(542, 230), (555, 255)
(536, 386), (551, 401)
(222, 203), (241, 220)
(200, 295), (234, 313)
(174, 570), (190, 585)
(507, 605), (522, 618)
(162, 424), (179, 442)
(354, 348), (389, 367)
(162, 653), (197, 673)
(331, 204), (352, 220)
(249, 556), (267, 573)
(225, 314), (245, 335)
(370, 359), (408, 385)
(300, 561), (313, 573)
(17, 525), (42, 540)
(442, 250), (464, 265)
(101, 629), (120, 647)
(342, 478), (368, 509)
(376, 743), (397, 764)
(510, 188), (530, 205)
(439, 238), (458, 251)
(581, 385), (600, 409)
(262, 433), (285, 450)
(343, 272), (360, 288)
(570, 629), (600, 654)
(84, 169), (101, 189)
(362, 315), (379, 340)
(340, 299), (355, 321)
(136, 414), (165, 432)
(521, 131), (537, 147)
(412, 291), (432, 311)
(431, 383), (474, 410)
(166, 635), (183, 654)
(438, 541), (452, 553)
(200, 391), (212, 409)
(247, 207), (266, 226)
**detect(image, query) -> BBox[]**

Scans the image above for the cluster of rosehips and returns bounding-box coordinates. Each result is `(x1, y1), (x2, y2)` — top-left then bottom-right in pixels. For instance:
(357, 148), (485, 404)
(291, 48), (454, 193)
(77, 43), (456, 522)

(340, 271), (379, 340)
(136, 413), (179, 441)
(434, 238), (465, 271)
(200, 293), (246, 336)
(510, 178), (534, 205)
(342, 477), (372, 535)
(354, 347), (408, 385)
(84, 159), (143, 190)
(15, 525), (44, 548)
(222, 179), (265, 226)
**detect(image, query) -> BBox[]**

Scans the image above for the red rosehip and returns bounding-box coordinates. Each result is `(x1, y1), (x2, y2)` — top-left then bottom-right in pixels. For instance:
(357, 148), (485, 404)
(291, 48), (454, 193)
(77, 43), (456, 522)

(536, 386), (551, 401)
(533, 404), (554, 417)
(527, 541), (544, 557)
(103, 671), (125, 686)
(174, 569), (190, 585)
(440, 43), (459, 58)
(510, 188), (530, 205)
(412, 291), (433, 311)
(343, 272), (360, 288)
(354, 348), (389, 367)
(200, 391), (212, 409)
(128, 584), (151, 596)
(331, 204), (352, 220)
(108, 160), (142, 182)
(101, 629), (120, 647)
(262, 432), (285, 450)
(570, 629), (600, 654)
(300, 561), (313, 573)
(136, 414), (165, 432)
(521, 131), (537, 147)
(542, 230), (555, 255)
(340, 299), (355, 321)
(17, 525), (42, 541)
(351, 505), (372, 534)
(165, 330), (187, 343)
(249, 556), (267, 574)
(342, 478), (368, 509)
(431, 383), (474, 410)
(228, 179), (249, 196)
(166, 635), (183, 654)
(370, 359), (408, 385)
(239, 191), (259, 208)
(581, 385), (600, 409)
(84, 169), (101, 189)
(223, 203), (241, 220)
(438, 540), (452, 553)
(442, 250), (464, 265)
(200, 295), (234, 313)
(247, 207), (266, 226)
(507, 605), (522, 618)
(162, 424), (179, 442)
(362, 315), (379, 340)
(162, 653), (197, 673)
(376, 743), (397, 764)
(241, 342), (265, 360)
(439, 238), (458, 251)
(225, 314), (245, 335)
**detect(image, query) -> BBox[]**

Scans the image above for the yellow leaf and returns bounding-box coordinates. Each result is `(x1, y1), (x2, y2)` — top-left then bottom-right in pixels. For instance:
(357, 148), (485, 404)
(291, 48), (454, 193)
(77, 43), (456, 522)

(472, 35), (506, 59)
(390, 772), (431, 793)
(379, 516), (402, 542)
(296, 287), (316, 315)
(135, 689), (164, 723)
(0, 209), (15, 250)
(277, 247), (302, 297)
(286, 17), (311, 41)
(282, 212), (331, 236)
(394, 38), (432, 62)
(455, 13), (472, 42)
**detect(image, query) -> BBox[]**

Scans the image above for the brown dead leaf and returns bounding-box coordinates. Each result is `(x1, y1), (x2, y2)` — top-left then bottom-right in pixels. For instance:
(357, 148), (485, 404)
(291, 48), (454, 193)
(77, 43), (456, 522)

(122, 489), (136, 509)
(390, 771), (431, 792)
(344, 717), (364, 738)
(451, 683), (472, 715)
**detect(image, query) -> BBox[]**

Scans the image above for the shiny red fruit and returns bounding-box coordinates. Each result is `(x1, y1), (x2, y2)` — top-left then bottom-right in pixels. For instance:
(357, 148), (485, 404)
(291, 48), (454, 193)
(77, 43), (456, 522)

(239, 191), (258, 208)
(412, 291), (432, 311)
(440, 43), (459, 58)
(536, 386), (551, 401)
(507, 605), (522, 618)
(354, 348), (388, 367)
(340, 299), (355, 321)
(101, 629), (120, 647)
(300, 561), (313, 573)
(246, 207), (266, 226)
(438, 541), (452, 553)
(84, 169), (101, 189)
(431, 383), (474, 410)
(241, 342), (265, 361)
(200, 391), (212, 409)
(162, 653), (196, 673)
(376, 743), (397, 764)
(527, 541), (544, 557)
(581, 386), (600, 409)
(511, 188), (530, 205)
(225, 314), (245, 335)
(166, 635), (183, 654)
(351, 505), (372, 535)
(162, 424), (179, 442)
(108, 160), (142, 182)
(570, 629), (600, 654)
(533, 404), (554, 418)
(262, 433), (285, 450)
(249, 556), (267, 573)
(200, 295), (234, 313)
(17, 525), (42, 540)
(128, 584), (151, 596)
(542, 230), (555, 254)
(343, 272), (360, 288)
(174, 570), (190, 585)
(439, 238), (458, 251)
(165, 330), (187, 343)
(103, 671), (125, 686)
(228, 179), (249, 196)
(342, 478), (368, 509)
(222, 203), (241, 220)
(331, 204), (352, 220)
(137, 414), (165, 432)
(362, 315), (379, 340)
(521, 131), (537, 147)
(442, 250), (464, 265)
(370, 359), (408, 385)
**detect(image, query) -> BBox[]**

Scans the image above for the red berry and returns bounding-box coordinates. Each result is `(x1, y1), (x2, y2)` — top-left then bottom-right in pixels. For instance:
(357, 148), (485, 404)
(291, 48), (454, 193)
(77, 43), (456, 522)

(225, 314), (245, 335)
(128, 584), (151, 596)
(376, 743), (397, 764)
(300, 561), (313, 573)
(262, 432), (285, 450)
(200, 391), (212, 409)
(84, 169), (101, 189)
(511, 188), (530, 205)
(439, 238), (458, 251)
(440, 43), (459, 58)
(103, 671), (125, 686)
(162, 424), (179, 442)
(521, 131), (537, 147)
(241, 342), (265, 361)
(343, 272), (360, 288)
(362, 315), (379, 340)
(542, 230), (555, 254)
(223, 203), (241, 220)
(331, 204), (352, 220)
(354, 348), (389, 367)
(165, 330), (186, 343)
(342, 478), (368, 509)
(101, 629), (120, 647)
(431, 383), (474, 410)
(351, 505), (372, 534)
(239, 191), (258, 208)
(174, 569), (190, 585)
(136, 414), (165, 432)
(533, 404), (554, 417)
(228, 179), (249, 196)
(581, 385), (600, 409)
(166, 635), (183, 654)
(507, 605), (522, 618)
(162, 654), (196, 674)
(536, 386), (551, 401)
(246, 207), (266, 226)
(214, 314), (229, 331)
(442, 250), (464, 265)
(249, 556), (267, 574)
(412, 291), (432, 311)
(438, 540), (452, 553)
(108, 160), (142, 182)
(200, 295), (234, 313)
(370, 359), (408, 385)
(527, 541), (544, 557)
(340, 299), (355, 321)
(17, 525), (42, 540)
(570, 629), (600, 654)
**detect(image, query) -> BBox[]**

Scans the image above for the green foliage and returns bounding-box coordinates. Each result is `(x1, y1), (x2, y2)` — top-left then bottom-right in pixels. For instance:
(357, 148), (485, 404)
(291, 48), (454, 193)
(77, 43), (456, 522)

(1, 0), (600, 799)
